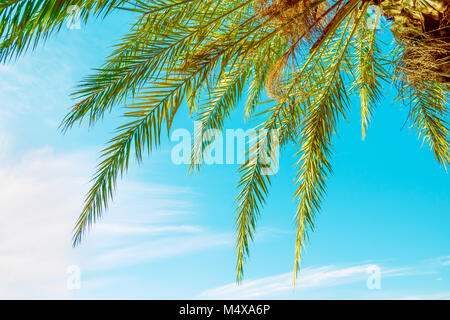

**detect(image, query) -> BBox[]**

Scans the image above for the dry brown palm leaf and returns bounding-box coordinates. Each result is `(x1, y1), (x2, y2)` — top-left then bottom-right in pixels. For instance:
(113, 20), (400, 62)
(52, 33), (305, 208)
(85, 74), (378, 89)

(258, 0), (342, 98)
(257, 0), (332, 42)
(381, 0), (450, 83)
(396, 30), (450, 83)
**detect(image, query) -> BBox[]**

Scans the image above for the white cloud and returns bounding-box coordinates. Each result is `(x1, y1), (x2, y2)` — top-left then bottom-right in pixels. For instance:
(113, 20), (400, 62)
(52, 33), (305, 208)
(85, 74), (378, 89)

(0, 147), (87, 299)
(0, 146), (229, 299)
(198, 264), (413, 299)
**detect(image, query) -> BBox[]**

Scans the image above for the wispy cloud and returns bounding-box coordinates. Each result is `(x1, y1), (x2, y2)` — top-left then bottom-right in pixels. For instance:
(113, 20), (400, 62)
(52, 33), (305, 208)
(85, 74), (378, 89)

(0, 48), (79, 133)
(198, 264), (415, 299)
(0, 147), (228, 298)
(93, 223), (202, 235)
(84, 233), (231, 271)
(400, 292), (450, 300)
(437, 256), (450, 267)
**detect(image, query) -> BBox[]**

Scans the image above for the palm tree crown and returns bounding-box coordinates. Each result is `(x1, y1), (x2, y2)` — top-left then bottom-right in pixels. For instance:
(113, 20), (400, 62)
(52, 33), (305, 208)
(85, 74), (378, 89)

(0, 0), (448, 282)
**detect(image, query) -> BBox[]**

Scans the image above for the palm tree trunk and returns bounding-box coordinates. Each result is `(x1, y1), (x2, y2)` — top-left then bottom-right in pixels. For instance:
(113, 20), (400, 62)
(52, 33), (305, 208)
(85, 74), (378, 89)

(380, 0), (448, 36)
(378, 0), (450, 82)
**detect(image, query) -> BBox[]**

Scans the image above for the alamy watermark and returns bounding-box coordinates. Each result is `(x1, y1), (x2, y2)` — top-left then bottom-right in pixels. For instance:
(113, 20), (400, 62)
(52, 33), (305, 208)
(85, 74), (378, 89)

(66, 265), (81, 290)
(366, 265), (381, 290)
(170, 122), (280, 175)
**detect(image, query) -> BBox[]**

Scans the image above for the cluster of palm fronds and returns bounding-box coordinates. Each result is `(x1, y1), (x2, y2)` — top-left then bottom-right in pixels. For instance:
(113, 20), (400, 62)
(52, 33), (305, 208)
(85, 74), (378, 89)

(0, 0), (448, 282)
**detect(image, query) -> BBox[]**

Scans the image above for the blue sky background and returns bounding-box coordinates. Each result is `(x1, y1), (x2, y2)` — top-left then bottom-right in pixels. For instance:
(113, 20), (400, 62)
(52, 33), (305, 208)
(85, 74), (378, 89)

(0, 9), (449, 299)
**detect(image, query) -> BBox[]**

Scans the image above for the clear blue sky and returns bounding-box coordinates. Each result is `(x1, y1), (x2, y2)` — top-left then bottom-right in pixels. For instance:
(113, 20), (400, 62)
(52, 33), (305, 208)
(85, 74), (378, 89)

(0, 10), (448, 299)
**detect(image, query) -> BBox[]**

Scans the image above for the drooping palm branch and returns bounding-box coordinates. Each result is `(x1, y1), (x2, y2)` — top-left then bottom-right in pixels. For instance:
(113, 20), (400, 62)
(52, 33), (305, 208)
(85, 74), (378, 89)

(1, 0), (448, 282)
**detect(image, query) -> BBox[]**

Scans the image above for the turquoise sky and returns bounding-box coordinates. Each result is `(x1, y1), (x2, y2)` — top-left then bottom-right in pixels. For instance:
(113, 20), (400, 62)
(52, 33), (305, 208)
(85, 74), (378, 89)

(0, 9), (449, 299)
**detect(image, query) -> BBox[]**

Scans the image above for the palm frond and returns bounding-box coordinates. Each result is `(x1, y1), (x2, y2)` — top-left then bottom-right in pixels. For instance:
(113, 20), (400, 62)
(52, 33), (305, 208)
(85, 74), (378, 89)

(351, 8), (389, 139)
(62, 0), (243, 130)
(291, 8), (365, 280)
(189, 60), (250, 172)
(235, 128), (277, 282)
(0, 0), (125, 61)
(397, 81), (449, 169)
(72, 69), (212, 245)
